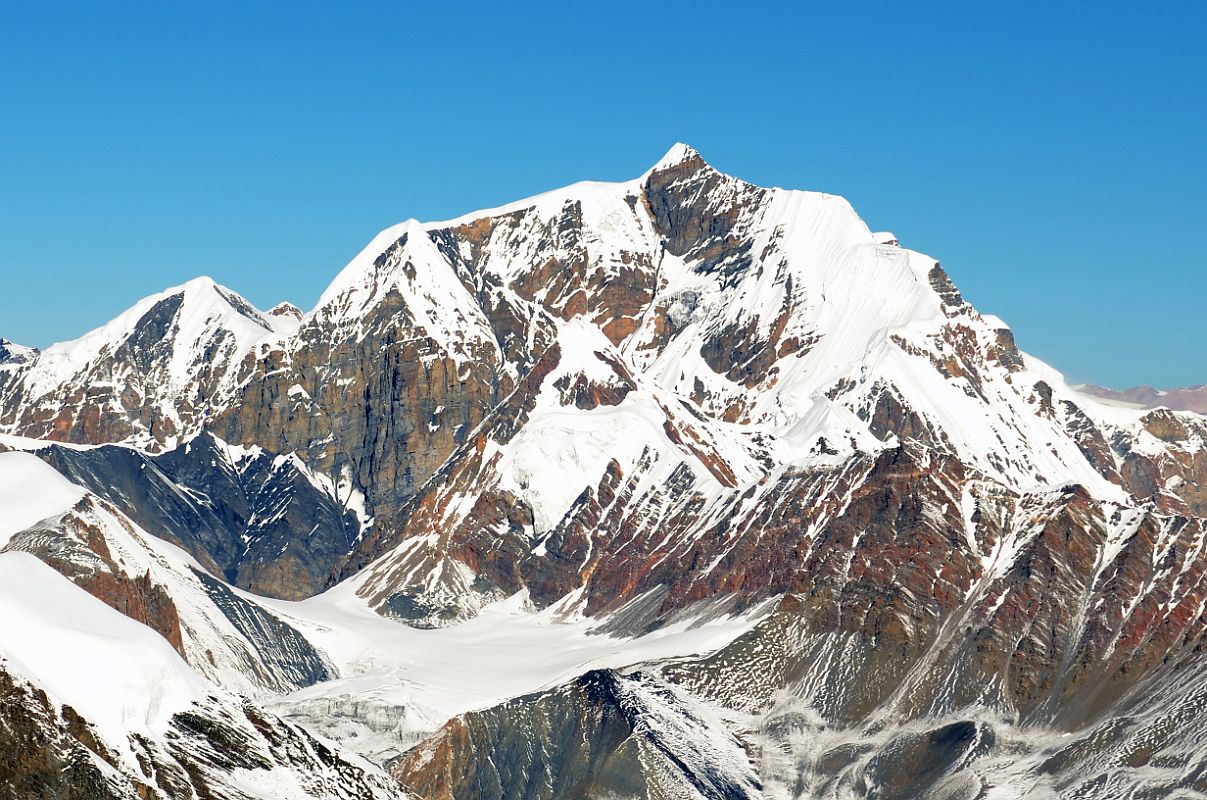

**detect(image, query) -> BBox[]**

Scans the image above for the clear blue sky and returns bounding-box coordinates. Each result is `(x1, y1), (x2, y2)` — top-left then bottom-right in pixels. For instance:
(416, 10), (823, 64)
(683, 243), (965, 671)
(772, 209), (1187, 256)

(2, 2), (1203, 388)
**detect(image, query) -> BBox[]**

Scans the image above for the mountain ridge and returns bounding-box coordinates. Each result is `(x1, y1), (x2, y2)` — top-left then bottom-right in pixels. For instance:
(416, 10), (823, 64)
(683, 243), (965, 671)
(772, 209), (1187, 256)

(1077, 381), (1207, 414)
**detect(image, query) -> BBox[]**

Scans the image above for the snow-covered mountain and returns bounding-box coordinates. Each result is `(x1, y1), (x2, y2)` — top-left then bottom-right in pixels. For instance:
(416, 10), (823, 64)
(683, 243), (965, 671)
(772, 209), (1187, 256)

(2, 144), (1206, 798)
(0, 277), (298, 449)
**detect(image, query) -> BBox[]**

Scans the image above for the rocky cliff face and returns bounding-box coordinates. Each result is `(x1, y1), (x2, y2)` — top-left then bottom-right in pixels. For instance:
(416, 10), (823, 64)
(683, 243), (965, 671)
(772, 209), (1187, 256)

(2, 144), (1206, 799)
(0, 661), (137, 800)
(31, 432), (365, 599)
(5, 146), (1201, 613)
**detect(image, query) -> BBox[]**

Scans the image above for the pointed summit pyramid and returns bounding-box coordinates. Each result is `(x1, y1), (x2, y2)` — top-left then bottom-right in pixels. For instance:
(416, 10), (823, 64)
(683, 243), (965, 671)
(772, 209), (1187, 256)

(0, 338), (38, 367)
(2, 277), (280, 448)
(643, 143), (718, 188)
(650, 141), (704, 172)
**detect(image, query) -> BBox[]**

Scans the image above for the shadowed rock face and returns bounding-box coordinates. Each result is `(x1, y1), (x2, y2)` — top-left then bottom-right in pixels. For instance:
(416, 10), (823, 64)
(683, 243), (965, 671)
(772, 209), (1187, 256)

(190, 568), (331, 689)
(211, 283), (518, 547)
(33, 433), (362, 599)
(644, 148), (766, 284)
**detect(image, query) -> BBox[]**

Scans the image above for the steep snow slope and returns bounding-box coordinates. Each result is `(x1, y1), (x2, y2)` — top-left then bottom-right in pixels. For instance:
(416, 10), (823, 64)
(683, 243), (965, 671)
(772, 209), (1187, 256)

(0, 450), (84, 546)
(21, 277), (274, 397)
(0, 600), (404, 800)
(0, 552), (206, 760)
(0, 447), (334, 696)
(0, 487), (406, 799)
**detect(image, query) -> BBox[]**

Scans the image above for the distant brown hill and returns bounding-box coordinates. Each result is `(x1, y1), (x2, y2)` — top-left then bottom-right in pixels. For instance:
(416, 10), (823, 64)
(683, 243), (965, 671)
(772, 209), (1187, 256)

(1078, 383), (1207, 414)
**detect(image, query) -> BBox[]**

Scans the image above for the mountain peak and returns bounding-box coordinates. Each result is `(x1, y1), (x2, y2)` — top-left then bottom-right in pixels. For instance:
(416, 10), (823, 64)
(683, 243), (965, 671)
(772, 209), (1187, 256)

(268, 302), (302, 321)
(0, 338), (38, 367)
(649, 142), (705, 173)
(175, 275), (218, 292)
